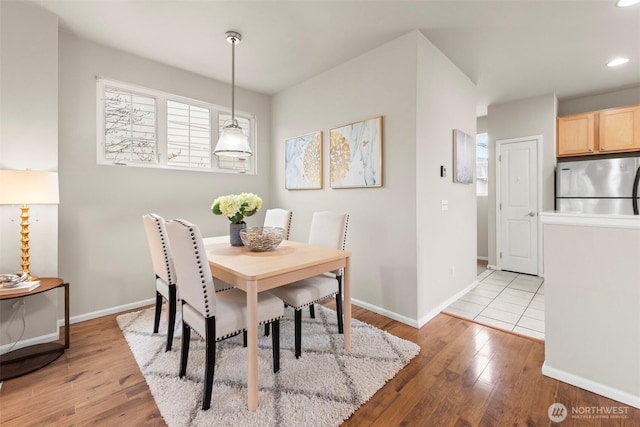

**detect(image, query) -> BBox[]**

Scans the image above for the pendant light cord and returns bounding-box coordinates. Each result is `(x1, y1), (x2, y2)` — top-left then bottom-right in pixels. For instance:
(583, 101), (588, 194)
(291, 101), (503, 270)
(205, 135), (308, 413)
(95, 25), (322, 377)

(231, 36), (236, 125)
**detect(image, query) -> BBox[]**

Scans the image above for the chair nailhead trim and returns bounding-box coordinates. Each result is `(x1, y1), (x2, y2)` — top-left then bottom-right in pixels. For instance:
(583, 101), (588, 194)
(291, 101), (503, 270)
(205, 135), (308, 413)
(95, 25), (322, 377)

(150, 214), (176, 286)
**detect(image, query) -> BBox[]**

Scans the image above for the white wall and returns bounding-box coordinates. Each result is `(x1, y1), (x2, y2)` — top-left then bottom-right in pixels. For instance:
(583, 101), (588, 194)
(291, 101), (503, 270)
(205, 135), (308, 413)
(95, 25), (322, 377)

(415, 34), (477, 322)
(476, 116), (488, 259)
(0, 2), (60, 347)
(58, 32), (272, 318)
(476, 196), (488, 259)
(486, 94), (557, 268)
(271, 31), (476, 325)
(558, 86), (640, 116)
(542, 216), (640, 408)
(271, 31), (420, 322)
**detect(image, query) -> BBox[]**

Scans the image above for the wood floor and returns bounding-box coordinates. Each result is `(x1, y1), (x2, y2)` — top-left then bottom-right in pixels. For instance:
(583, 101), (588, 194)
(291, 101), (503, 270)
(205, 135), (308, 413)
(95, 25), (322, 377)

(1, 302), (639, 426)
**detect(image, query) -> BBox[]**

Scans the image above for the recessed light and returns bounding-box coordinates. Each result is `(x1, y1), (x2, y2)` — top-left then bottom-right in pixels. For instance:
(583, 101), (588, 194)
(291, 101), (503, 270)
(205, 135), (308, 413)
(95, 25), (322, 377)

(616, 0), (640, 7)
(607, 57), (630, 67)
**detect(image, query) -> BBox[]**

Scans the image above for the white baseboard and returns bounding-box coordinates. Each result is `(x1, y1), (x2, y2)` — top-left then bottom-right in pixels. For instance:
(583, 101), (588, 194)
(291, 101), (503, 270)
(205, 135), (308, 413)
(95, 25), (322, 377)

(542, 362), (640, 409)
(1, 298), (155, 354)
(60, 297), (155, 327)
(0, 331), (60, 354)
(353, 279), (480, 330)
(417, 279), (479, 328)
(351, 299), (420, 328)
(477, 256), (488, 261)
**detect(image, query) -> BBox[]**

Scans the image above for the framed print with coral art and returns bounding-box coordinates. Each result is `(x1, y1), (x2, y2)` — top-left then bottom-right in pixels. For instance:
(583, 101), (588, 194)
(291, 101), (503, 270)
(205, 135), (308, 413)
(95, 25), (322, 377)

(330, 116), (383, 188)
(285, 131), (323, 190)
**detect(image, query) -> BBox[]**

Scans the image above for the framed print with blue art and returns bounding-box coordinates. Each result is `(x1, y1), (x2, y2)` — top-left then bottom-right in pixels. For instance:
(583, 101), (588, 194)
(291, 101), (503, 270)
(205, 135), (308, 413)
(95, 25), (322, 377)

(330, 116), (383, 188)
(285, 131), (323, 190)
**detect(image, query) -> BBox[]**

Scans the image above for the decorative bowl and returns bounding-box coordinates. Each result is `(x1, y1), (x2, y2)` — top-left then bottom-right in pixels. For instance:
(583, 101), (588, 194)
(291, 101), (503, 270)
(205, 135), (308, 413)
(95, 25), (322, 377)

(0, 272), (28, 289)
(240, 226), (285, 252)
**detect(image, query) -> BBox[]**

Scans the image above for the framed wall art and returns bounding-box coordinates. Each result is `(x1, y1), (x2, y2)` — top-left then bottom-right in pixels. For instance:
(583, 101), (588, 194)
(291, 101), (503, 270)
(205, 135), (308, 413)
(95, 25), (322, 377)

(284, 131), (323, 190)
(329, 116), (383, 188)
(453, 129), (474, 184)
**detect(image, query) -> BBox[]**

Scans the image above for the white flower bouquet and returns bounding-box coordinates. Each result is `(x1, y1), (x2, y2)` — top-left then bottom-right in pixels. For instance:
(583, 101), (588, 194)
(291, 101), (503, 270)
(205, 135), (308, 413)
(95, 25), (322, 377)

(211, 193), (262, 224)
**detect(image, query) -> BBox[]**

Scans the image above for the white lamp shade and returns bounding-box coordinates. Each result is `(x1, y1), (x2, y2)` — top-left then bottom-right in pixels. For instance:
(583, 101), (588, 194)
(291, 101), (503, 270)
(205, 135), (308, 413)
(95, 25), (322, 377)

(0, 170), (60, 205)
(213, 126), (252, 158)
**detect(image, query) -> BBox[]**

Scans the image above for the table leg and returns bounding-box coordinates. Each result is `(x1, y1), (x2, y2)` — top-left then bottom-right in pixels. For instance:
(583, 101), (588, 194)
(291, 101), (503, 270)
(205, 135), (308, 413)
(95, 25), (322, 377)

(344, 256), (351, 350)
(246, 280), (258, 411)
(64, 282), (70, 349)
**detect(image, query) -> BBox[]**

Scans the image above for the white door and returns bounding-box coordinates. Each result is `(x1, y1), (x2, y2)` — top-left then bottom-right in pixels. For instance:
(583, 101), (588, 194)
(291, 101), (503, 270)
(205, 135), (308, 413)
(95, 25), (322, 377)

(497, 137), (541, 275)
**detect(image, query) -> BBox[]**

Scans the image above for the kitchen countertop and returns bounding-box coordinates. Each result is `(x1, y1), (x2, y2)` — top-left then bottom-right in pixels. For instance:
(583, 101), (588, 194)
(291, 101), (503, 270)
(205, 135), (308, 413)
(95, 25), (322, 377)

(540, 211), (640, 229)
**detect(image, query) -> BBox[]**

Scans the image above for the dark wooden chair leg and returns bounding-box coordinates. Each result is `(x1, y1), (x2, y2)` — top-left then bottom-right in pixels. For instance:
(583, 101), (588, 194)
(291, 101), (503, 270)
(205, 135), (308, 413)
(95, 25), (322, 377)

(153, 291), (163, 333)
(166, 286), (177, 351)
(309, 304), (315, 318)
(264, 323), (270, 336)
(271, 319), (280, 372)
(243, 330), (247, 347)
(203, 317), (216, 411)
(336, 276), (344, 334)
(179, 320), (190, 378)
(294, 309), (302, 359)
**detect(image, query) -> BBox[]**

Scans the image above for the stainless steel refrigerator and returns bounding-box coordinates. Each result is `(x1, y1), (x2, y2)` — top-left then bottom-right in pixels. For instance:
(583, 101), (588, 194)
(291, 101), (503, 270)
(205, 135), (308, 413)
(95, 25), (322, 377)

(555, 156), (640, 215)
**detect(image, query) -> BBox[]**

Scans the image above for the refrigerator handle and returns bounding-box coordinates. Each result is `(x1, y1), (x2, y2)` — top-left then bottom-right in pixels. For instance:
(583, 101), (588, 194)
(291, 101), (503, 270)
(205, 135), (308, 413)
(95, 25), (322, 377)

(633, 166), (640, 215)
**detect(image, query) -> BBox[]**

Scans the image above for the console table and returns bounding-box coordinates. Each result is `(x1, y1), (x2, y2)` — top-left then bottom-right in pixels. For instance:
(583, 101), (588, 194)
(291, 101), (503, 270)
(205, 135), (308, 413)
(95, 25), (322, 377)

(0, 277), (69, 381)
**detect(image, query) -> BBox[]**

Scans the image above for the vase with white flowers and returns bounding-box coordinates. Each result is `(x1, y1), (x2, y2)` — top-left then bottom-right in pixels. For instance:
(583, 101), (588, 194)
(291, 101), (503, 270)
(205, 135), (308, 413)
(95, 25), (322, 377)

(211, 193), (263, 246)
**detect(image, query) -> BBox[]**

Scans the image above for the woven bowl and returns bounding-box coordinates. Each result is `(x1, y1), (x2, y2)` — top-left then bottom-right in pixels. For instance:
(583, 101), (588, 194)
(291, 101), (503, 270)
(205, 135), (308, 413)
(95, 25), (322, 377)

(240, 226), (285, 252)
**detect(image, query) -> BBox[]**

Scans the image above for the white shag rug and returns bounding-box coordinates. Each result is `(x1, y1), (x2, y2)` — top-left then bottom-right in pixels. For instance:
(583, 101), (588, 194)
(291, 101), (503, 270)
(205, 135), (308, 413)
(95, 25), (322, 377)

(117, 305), (420, 426)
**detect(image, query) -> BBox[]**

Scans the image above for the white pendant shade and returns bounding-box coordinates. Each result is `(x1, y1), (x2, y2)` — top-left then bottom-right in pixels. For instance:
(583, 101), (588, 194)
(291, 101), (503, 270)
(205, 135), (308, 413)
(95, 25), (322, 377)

(214, 125), (252, 158)
(213, 30), (253, 158)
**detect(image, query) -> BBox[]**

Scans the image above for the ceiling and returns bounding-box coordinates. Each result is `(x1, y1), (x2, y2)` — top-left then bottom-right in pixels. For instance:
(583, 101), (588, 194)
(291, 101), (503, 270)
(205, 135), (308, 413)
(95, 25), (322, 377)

(27, 0), (640, 116)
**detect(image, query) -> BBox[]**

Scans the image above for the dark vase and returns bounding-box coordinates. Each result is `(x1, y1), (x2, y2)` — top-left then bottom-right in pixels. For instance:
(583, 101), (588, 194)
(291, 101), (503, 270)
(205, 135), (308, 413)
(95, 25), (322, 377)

(230, 222), (246, 246)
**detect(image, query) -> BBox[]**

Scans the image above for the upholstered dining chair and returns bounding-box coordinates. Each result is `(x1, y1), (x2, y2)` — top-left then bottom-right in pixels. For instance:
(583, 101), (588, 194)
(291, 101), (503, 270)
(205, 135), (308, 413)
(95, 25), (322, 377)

(267, 211), (349, 359)
(263, 208), (293, 239)
(142, 213), (178, 352)
(165, 219), (284, 410)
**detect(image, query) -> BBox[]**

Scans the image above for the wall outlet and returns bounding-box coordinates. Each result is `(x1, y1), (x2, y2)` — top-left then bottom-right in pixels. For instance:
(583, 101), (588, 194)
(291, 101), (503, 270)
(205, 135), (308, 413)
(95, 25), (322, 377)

(441, 200), (449, 211)
(451, 266), (455, 277)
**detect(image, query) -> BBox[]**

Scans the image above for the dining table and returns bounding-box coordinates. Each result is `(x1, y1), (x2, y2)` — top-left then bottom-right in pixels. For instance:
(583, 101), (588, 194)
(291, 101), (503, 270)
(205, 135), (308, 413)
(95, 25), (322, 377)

(203, 235), (352, 411)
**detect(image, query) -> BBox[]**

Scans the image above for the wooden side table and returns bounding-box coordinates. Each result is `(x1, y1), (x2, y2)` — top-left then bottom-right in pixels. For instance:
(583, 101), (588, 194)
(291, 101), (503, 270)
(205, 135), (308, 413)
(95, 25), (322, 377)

(0, 277), (69, 381)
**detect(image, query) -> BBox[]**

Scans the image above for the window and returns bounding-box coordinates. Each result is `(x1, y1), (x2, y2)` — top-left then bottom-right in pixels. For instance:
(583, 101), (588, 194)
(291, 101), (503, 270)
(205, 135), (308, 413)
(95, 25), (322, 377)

(476, 133), (488, 195)
(103, 87), (157, 164)
(167, 101), (211, 169)
(96, 78), (256, 174)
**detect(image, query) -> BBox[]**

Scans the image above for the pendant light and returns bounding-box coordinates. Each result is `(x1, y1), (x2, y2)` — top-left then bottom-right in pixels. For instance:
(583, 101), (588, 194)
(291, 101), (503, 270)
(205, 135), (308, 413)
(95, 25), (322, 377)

(213, 31), (252, 157)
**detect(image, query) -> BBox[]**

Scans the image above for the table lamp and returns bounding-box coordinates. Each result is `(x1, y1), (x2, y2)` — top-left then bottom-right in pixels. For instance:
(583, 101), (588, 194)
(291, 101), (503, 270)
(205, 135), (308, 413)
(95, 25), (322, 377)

(0, 169), (59, 282)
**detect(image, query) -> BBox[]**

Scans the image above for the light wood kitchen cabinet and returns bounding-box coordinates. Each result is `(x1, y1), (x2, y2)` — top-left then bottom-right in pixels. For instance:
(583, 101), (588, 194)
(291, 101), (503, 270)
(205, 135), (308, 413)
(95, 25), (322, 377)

(557, 105), (640, 157)
(557, 112), (596, 157)
(599, 105), (640, 153)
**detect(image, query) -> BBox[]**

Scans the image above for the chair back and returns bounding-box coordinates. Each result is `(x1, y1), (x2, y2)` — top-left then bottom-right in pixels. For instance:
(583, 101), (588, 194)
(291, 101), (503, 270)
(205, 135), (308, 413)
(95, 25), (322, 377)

(308, 211), (349, 250)
(142, 213), (176, 286)
(165, 219), (217, 318)
(308, 211), (349, 276)
(264, 208), (293, 239)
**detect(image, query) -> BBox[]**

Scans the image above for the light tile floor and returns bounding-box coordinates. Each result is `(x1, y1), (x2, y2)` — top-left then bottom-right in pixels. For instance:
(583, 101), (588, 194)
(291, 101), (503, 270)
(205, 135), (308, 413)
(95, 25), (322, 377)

(443, 267), (545, 340)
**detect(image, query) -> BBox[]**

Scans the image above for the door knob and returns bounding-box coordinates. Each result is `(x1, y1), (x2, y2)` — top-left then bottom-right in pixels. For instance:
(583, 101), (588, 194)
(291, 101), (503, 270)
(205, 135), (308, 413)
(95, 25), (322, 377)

(527, 212), (536, 217)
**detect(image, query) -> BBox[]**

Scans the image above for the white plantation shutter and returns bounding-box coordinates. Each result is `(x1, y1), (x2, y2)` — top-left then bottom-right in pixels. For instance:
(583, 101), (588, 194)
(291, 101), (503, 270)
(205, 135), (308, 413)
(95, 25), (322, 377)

(217, 113), (252, 171)
(97, 78), (255, 174)
(167, 101), (211, 169)
(103, 87), (157, 163)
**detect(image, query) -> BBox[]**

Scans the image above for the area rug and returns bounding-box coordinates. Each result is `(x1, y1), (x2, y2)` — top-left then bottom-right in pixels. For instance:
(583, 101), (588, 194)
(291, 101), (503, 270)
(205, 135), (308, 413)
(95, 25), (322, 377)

(117, 305), (420, 426)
